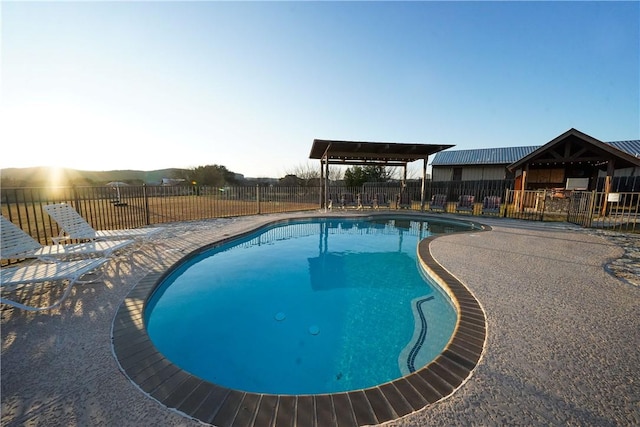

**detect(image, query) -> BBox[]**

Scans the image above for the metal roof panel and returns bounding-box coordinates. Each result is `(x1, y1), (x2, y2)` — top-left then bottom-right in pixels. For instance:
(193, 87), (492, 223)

(607, 140), (640, 158)
(431, 146), (539, 166)
(309, 140), (454, 163)
(431, 140), (640, 166)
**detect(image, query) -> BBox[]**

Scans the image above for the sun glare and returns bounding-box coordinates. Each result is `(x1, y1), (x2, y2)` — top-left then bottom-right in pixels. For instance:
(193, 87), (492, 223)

(48, 167), (65, 187)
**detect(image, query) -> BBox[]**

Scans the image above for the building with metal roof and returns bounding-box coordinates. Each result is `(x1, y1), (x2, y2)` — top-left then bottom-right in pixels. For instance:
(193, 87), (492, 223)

(506, 129), (640, 194)
(431, 132), (640, 184)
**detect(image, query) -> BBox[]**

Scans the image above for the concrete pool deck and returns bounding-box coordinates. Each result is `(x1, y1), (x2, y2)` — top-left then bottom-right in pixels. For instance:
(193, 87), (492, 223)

(1, 212), (639, 426)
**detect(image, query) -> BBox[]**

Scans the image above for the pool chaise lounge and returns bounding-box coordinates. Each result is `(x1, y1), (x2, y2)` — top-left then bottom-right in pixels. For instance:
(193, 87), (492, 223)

(1, 215), (134, 261)
(43, 203), (162, 243)
(1, 258), (108, 311)
(1, 215), (136, 311)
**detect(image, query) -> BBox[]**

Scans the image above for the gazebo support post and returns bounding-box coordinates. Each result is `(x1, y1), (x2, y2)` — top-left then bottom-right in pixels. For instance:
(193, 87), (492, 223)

(319, 159), (325, 210)
(420, 156), (428, 211)
(324, 158), (330, 211)
(402, 164), (407, 190)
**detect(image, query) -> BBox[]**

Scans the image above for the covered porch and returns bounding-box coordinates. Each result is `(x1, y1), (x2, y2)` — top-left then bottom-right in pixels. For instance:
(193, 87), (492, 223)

(507, 128), (640, 215)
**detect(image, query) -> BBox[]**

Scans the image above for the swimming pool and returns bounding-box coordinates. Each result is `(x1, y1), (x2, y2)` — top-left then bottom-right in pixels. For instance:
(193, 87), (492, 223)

(145, 217), (471, 394)
(112, 213), (488, 427)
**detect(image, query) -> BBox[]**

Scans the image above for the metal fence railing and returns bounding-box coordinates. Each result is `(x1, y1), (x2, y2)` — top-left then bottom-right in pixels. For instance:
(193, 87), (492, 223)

(568, 191), (640, 232)
(0, 185), (320, 249)
(428, 179), (513, 203)
(2, 183), (638, 262)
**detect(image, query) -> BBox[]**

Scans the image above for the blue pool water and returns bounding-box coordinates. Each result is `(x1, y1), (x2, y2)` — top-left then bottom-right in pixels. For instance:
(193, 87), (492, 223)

(145, 217), (473, 395)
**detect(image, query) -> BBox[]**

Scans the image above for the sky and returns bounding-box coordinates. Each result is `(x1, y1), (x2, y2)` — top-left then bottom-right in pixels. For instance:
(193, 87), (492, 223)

(1, 1), (638, 179)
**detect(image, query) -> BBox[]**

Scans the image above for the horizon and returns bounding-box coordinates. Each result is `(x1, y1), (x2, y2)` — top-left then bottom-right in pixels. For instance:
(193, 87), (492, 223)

(2, 2), (638, 177)
(0, 164), (282, 180)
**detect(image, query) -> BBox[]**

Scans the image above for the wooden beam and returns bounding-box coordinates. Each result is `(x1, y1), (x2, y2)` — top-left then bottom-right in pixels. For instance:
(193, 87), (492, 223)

(601, 159), (615, 216)
(323, 159), (409, 167)
(321, 150), (430, 161)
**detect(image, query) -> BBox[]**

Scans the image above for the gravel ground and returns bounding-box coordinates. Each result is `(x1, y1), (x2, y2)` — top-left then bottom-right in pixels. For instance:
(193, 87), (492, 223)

(1, 213), (638, 427)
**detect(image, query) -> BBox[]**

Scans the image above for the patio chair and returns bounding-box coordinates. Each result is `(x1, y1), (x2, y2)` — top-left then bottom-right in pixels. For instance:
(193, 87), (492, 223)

(341, 193), (358, 209)
(374, 193), (390, 209)
(455, 195), (475, 214)
(1, 215), (134, 261)
(429, 194), (448, 212)
(357, 193), (375, 210)
(328, 193), (342, 210)
(43, 203), (162, 244)
(397, 192), (412, 209)
(1, 258), (108, 311)
(482, 196), (502, 215)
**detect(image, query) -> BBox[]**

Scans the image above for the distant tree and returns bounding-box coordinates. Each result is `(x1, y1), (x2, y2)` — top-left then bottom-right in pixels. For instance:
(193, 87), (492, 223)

(183, 165), (238, 187)
(285, 162), (342, 186)
(279, 174), (304, 186)
(344, 165), (392, 187)
(388, 165), (422, 181)
(344, 166), (366, 187)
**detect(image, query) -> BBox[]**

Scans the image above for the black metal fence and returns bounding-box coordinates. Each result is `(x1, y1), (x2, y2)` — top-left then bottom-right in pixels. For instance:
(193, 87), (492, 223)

(427, 179), (513, 202)
(1, 185), (320, 248)
(325, 180), (515, 210)
(2, 180), (638, 254)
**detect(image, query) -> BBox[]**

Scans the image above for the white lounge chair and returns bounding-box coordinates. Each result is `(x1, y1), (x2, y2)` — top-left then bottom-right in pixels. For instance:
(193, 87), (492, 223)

(43, 203), (162, 244)
(1, 258), (108, 311)
(1, 215), (134, 261)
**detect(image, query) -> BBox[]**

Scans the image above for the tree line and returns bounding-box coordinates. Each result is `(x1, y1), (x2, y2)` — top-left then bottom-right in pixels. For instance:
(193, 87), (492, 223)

(1, 163), (399, 188)
(177, 164), (395, 187)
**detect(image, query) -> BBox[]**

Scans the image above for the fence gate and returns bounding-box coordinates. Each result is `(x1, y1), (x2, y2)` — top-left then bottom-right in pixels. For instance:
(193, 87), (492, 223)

(567, 191), (594, 227)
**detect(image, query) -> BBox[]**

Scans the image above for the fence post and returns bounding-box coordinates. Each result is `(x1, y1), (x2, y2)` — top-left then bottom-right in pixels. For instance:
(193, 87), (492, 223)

(143, 184), (150, 225)
(256, 184), (261, 214)
(587, 190), (597, 228)
(502, 188), (508, 218)
(539, 190), (547, 221)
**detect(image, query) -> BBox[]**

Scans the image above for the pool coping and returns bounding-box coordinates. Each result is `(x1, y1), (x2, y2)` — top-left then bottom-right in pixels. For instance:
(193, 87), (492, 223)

(111, 213), (489, 427)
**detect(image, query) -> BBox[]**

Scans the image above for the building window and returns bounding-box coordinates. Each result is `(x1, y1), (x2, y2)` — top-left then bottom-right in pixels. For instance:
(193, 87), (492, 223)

(452, 168), (462, 181)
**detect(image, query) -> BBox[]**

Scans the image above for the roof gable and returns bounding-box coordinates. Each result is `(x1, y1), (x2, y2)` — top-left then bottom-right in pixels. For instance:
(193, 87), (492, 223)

(508, 128), (640, 171)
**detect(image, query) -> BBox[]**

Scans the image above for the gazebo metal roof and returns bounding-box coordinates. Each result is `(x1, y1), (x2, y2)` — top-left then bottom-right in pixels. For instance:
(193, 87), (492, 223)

(309, 139), (454, 166)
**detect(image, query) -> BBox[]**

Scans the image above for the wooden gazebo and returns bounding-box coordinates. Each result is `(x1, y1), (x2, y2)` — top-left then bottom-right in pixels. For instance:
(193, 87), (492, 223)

(309, 139), (454, 210)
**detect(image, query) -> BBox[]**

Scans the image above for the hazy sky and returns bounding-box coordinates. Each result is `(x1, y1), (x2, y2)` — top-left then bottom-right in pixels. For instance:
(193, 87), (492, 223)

(2, 1), (638, 178)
